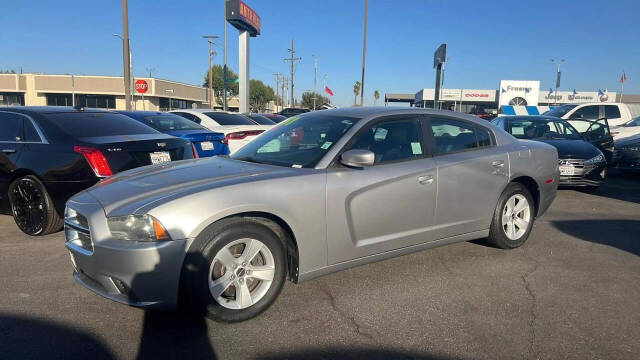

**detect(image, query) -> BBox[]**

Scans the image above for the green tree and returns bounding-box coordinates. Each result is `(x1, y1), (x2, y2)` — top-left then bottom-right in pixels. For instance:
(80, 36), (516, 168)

(374, 90), (380, 105)
(301, 91), (330, 110)
(249, 79), (275, 112)
(353, 81), (361, 106)
(203, 65), (239, 103)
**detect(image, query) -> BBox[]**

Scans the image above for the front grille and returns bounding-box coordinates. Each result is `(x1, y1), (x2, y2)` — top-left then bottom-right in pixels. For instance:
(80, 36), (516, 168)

(558, 158), (597, 177)
(64, 208), (93, 254)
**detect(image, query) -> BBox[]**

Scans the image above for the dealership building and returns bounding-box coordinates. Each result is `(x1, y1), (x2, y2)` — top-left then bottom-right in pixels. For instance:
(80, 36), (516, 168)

(385, 80), (638, 114)
(0, 73), (240, 111)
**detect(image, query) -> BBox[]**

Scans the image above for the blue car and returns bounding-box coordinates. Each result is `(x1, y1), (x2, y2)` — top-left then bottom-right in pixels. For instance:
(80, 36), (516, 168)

(116, 111), (229, 157)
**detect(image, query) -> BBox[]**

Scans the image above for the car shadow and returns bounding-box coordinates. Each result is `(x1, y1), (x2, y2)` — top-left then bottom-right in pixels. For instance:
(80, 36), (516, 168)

(0, 313), (116, 359)
(552, 219), (640, 256)
(259, 347), (465, 360)
(576, 171), (640, 204)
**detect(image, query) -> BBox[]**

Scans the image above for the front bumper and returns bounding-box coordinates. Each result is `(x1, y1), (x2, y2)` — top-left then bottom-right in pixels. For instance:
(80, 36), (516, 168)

(65, 196), (192, 309)
(558, 159), (606, 187)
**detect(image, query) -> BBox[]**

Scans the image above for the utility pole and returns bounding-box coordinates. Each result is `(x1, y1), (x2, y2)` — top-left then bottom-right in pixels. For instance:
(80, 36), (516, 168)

(273, 73), (282, 112)
(284, 39), (301, 108)
(312, 55), (318, 110)
(282, 76), (287, 108)
(121, 0), (132, 110)
(203, 35), (219, 109)
(223, 0), (228, 111)
(145, 67), (155, 78)
(360, 0), (369, 107)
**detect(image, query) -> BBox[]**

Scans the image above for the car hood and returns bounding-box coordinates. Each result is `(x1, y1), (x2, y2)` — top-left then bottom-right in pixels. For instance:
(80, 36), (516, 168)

(615, 133), (640, 147)
(536, 139), (600, 159)
(84, 157), (294, 216)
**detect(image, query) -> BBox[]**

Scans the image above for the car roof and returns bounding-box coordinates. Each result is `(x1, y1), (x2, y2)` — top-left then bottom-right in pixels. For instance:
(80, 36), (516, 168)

(173, 109), (239, 114)
(115, 110), (169, 116)
(0, 106), (113, 114)
(499, 115), (563, 121)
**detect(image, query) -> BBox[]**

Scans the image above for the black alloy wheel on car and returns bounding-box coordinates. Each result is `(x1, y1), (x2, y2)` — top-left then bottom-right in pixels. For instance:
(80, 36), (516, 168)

(8, 175), (62, 236)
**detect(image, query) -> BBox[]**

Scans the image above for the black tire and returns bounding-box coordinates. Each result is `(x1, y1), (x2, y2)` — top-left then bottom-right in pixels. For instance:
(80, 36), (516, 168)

(487, 182), (535, 249)
(181, 217), (287, 322)
(8, 175), (63, 236)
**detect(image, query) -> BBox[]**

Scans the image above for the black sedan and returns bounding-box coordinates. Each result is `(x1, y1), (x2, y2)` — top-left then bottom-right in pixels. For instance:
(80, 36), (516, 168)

(492, 115), (606, 188)
(0, 107), (196, 236)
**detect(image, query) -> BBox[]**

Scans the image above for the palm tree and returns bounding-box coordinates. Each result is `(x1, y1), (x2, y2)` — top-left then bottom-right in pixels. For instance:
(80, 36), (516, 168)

(353, 81), (361, 106)
(373, 90), (380, 105)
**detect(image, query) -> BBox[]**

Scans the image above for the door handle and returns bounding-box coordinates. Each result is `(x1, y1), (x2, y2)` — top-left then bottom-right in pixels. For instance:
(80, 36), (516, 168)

(491, 160), (505, 168)
(1, 149), (16, 154)
(418, 175), (434, 185)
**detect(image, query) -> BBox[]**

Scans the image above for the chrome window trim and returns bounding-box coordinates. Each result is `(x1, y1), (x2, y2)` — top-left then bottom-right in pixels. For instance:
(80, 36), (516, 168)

(0, 110), (50, 144)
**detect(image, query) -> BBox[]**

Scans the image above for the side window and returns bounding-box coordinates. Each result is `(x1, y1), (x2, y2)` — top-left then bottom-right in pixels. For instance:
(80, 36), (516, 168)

(174, 112), (200, 124)
(476, 127), (492, 147)
(23, 118), (42, 142)
(347, 118), (423, 164)
(570, 106), (599, 120)
(604, 105), (621, 119)
(0, 112), (24, 142)
(430, 118), (477, 155)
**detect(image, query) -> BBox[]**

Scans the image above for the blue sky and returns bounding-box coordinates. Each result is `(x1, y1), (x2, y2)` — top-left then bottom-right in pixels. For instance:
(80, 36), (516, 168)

(1, 0), (638, 107)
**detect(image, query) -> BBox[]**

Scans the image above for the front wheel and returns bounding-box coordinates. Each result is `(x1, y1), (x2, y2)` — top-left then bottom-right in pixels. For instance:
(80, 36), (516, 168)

(487, 183), (535, 249)
(181, 218), (286, 322)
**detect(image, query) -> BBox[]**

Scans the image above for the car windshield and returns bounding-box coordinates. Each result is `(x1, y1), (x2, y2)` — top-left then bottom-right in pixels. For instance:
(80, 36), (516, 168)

(140, 114), (207, 131)
(231, 114), (360, 168)
(204, 112), (256, 126)
(507, 118), (583, 140)
(247, 114), (276, 125)
(624, 116), (640, 127)
(544, 104), (578, 118)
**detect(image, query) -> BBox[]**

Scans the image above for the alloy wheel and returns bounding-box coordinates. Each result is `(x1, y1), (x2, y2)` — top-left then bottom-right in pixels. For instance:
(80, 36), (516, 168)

(208, 238), (275, 310)
(502, 194), (531, 240)
(10, 178), (47, 235)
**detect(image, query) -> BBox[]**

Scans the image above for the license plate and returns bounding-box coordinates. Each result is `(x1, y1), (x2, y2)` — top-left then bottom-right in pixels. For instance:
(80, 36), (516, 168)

(150, 151), (171, 164)
(559, 164), (575, 176)
(200, 141), (214, 151)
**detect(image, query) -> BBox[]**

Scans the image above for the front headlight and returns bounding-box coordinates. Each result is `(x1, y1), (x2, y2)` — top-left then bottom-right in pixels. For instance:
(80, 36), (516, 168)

(107, 215), (171, 242)
(584, 153), (605, 165)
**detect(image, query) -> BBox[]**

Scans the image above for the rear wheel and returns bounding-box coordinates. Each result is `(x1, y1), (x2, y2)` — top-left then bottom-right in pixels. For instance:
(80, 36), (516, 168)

(487, 183), (535, 249)
(182, 218), (286, 322)
(8, 175), (62, 236)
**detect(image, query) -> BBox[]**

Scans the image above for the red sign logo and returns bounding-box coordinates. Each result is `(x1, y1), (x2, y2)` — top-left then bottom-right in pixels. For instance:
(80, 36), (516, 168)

(465, 93), (489, 98)
(135, 79), (149, 94)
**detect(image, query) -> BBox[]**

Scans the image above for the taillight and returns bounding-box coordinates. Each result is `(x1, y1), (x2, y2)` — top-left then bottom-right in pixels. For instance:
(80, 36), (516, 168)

(191, 143), (199, 158)
(74, 146), (113, 177)
(225, 130), (264, 142)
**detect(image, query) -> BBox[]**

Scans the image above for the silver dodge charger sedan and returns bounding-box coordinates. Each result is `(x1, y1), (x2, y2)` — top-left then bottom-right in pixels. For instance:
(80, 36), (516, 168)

(65, 107), (559, 322)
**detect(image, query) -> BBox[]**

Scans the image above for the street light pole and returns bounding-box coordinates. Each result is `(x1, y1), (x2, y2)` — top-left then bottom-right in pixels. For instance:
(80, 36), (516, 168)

(121, 0), (132, 111)
(312, 55), (318, 110)
(360, 0), (368, 107)
(223, 0), (228, 111)
(551, 58), (565, 106)
(145, 67), (155, 78)
(203, 35), (219, 109)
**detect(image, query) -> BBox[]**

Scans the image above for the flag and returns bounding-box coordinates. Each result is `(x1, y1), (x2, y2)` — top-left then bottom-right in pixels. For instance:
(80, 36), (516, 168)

(620, 71), (627, 83)
(549, 88), (553, 95)
(324, 85), (334, 96)
(572, 89), (578, 95)
(598, 89), (604, 96)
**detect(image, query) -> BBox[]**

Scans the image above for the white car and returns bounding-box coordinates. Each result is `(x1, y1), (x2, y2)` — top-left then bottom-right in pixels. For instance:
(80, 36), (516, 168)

(545, 103), (634, 132)
(170, 109), (273, 153)
(611, 116), (640, 140)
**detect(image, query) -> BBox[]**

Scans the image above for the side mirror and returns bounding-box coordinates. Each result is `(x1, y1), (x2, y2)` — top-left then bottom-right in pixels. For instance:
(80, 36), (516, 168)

(340, 149), (375, 168)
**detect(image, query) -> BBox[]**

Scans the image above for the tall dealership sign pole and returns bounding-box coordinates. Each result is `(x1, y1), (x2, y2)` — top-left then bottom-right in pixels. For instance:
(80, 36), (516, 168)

(433, 44), (446, 109)
(226, 0), (260, 113)
(121, 0), (132, 111)
(551, 58), (565, 106)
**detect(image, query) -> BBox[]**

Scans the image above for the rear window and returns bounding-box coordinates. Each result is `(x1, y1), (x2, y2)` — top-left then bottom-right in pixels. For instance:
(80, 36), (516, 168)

(45, 112), (158, 138)
(248, 114), (276, 125)
(204, 112), (255, 126)
(140, 114), (206, 131)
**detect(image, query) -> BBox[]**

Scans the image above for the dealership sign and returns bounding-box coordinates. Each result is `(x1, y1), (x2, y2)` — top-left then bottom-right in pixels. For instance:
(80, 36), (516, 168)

(226, 0), (261, 36)
(134, 79), (148, 94)
(498, 80), (540, 106)
(539, 90), (615, 103)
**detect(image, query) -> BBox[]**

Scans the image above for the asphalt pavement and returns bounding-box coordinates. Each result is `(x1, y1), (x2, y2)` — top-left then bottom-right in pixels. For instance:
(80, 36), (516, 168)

(1, 172), (639, 360)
